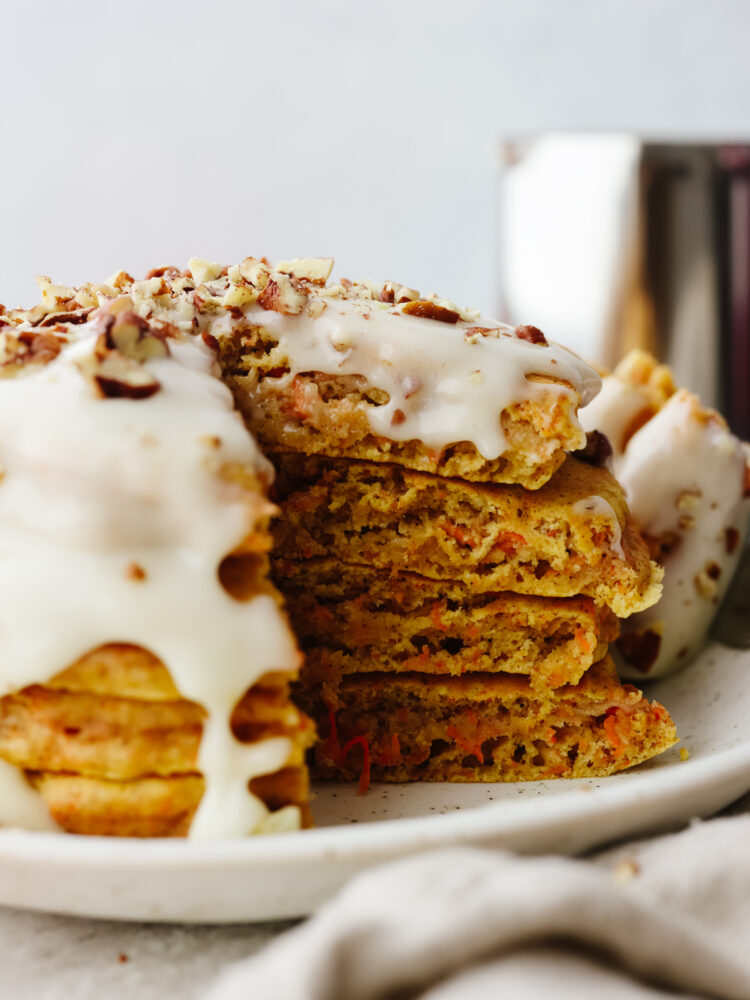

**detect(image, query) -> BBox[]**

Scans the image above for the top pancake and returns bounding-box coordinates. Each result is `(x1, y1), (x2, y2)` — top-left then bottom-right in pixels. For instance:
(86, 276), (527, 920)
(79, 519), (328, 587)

(1, 257), (600, 490)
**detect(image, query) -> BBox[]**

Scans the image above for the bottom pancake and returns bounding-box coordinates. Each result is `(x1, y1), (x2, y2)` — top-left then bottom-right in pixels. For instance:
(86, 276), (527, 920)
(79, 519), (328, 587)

(27, 767), (312, 838)
(297, 656), (677, 787)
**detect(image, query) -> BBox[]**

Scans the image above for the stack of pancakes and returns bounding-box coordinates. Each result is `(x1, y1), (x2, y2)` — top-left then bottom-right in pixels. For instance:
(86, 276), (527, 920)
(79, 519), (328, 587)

(268, 456), (675, 785)
(217, 261), (678, 787)
(0, 258), (679, 839)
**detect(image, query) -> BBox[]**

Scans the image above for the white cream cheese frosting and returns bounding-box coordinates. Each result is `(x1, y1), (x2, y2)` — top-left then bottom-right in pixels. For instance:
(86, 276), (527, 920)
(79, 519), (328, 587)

(0, 304), (301, 837)
(582, 373), (750, 679)
(233, 297), (602, 461)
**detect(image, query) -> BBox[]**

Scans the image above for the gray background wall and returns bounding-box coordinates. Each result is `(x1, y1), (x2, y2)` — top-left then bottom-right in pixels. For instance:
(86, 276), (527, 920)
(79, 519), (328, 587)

(1, 0), (749, 330)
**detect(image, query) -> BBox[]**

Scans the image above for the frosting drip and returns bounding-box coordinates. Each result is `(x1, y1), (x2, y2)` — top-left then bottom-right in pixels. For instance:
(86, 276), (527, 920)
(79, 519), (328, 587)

(0, 325), (300, 836)
(572, 495), (624, 559)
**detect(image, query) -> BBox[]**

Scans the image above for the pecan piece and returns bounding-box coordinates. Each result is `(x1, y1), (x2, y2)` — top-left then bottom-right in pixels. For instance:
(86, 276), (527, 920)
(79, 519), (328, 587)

(258, 275), (307, 315)
(401, 300), (460, 324)
(572, 430), (613, 469)
(515, 324), (548, 346)
(106, 311), (170, 362)
(616, 629), (662, 674)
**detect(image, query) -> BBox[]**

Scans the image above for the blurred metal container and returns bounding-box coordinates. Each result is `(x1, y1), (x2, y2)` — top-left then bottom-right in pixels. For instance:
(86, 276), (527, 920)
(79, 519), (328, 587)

(498, 134), (750, 437)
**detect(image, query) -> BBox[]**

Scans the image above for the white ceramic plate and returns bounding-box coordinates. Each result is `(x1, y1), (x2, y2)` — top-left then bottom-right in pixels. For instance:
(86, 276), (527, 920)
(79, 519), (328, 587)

(0, 640), (748, 924)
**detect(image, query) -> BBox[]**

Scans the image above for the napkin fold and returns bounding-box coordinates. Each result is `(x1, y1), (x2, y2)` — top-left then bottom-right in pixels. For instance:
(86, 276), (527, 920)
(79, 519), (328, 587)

(205, 815), (750, 1000)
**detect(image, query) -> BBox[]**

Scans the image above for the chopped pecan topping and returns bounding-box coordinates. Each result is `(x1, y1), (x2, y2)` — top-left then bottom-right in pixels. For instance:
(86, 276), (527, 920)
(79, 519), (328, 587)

(188, 258), (223, 284)
(616, 629), (662, 674)
(145, 266), (182, 280)
(202, 331), (220, 352)
(258, 275), (307, 315)
(706, 561), (722, 581)
(515, 324), (548, 345)
(93, 365), (161, 400)
(402, 300), (460, 324)
(75, 332), (161, 400)
(725, 526), (740, 555)
(395, 285), (419, 303)
(38, 308), (94, 327)
(676, 488), (702, 510)
(276, 258), (334, 285)
(572, 430), (613, 469)
(694, 565), (719, 599)
(104, 310), (170, 362)
(0, 328), (67, 372)
(20, 330), (63, 365)
(464, 326), (499, 343)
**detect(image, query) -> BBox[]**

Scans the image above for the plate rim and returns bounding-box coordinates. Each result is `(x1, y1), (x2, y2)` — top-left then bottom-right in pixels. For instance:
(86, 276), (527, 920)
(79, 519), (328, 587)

(0, 736), (747, 868)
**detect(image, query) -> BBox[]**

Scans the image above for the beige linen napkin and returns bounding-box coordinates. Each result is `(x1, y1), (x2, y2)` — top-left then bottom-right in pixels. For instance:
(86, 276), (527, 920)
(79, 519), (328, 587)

(205, 815), (750, 1000)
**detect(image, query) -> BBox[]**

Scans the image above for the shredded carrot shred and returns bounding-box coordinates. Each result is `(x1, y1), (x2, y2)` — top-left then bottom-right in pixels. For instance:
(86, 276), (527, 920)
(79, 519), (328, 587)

(439, 521), (475, 547)
(603, 711), (631, 758)
(415, 645), (430, 666)
(445, 724), (484, 762)
(542, 763), (567, 778)
(377, 733), (403, 768)
(492, 531), (526, 555)
(650, 700), (667, 722)
(287, 376), (313, 419)
(340, 735), (371, 794)
(322, 704), (341, 760)
(430, 602), (449, 632)
(573, 627), (593, 654)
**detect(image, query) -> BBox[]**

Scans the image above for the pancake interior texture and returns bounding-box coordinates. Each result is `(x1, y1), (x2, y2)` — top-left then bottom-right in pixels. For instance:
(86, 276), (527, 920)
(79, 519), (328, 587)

(0, 259), (678, 834)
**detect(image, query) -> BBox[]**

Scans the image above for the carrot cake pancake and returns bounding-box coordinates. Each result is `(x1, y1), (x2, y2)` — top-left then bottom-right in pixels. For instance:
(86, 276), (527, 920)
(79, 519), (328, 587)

(582, 350), (750, 678)
(296, 655), (677, 787)
(276, 559), (619, 690)
(270, 452), (662, 618)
